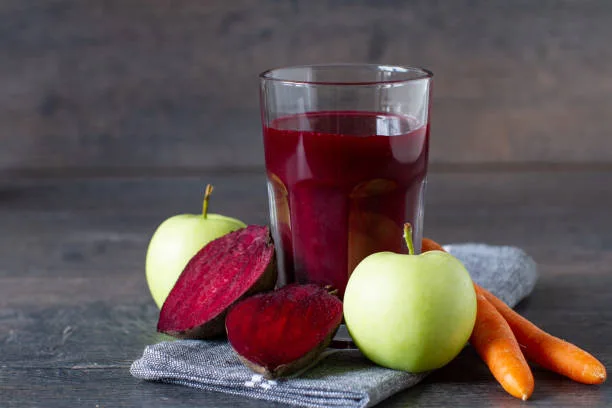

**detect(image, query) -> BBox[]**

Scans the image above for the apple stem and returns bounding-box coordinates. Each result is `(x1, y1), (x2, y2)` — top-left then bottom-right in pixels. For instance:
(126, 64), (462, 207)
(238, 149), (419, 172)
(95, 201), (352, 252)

(202, 184), (214, 219)
(403, 223), (415, 256)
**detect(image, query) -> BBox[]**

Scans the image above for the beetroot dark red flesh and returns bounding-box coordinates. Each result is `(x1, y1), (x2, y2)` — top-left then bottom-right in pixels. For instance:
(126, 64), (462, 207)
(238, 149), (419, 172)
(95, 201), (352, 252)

(157, 225), (276, 339)
(226, 284), (343, 379)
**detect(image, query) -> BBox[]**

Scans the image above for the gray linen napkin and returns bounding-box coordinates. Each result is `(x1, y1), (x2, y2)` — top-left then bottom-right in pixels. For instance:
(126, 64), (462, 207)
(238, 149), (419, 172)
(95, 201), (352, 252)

(131, 244), (537, 408)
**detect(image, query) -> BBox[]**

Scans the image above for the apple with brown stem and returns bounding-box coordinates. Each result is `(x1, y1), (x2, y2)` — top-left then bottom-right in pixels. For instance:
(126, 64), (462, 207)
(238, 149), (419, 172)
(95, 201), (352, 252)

(145, 185), (246, 308)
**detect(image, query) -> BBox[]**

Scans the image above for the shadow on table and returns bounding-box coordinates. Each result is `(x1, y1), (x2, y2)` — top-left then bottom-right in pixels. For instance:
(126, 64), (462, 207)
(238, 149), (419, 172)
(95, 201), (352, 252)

(0, 186), (25, 202)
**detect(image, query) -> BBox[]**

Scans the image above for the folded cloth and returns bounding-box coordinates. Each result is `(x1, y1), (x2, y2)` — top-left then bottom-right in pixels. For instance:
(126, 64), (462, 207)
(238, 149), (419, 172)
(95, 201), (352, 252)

(131, 244), (537, 408)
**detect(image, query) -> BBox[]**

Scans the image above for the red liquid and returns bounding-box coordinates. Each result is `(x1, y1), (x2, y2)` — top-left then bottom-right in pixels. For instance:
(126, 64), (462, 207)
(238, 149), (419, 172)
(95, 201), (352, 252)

(264, 111), (429, 298)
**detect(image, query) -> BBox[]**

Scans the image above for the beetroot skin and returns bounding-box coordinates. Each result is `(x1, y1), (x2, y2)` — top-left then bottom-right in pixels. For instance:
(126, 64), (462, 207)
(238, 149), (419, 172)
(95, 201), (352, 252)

(225, 284), (343, 379)
(157, 225), (276, 339)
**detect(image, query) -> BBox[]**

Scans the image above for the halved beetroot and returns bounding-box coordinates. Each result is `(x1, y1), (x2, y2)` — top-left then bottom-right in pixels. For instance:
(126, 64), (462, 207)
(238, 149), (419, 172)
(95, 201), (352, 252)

(157, 225), (276, 339)
(226, 284), (343, 379)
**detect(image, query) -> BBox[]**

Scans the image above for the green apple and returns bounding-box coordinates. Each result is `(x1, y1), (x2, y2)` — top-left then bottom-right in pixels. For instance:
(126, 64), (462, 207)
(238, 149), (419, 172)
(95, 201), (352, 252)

(145, 185), (246, 308)
(344, 223), (476, 373)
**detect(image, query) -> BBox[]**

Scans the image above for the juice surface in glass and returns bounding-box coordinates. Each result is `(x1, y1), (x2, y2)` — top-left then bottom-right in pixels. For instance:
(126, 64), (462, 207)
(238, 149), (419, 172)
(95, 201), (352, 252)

(264, 110), (429, 297)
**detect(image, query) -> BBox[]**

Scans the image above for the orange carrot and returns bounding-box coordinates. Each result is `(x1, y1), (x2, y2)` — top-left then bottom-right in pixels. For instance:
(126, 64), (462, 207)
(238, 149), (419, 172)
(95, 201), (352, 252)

(422, 237), (534, 398)
(478, 285), (607, 385)
(421, 237), (445, 252)
(422, 236), (607, 385)
(470, 293), (535, 400)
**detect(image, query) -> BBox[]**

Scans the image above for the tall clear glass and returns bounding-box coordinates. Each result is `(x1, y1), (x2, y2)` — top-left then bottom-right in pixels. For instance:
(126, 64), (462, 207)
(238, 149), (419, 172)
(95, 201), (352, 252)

(260, 64), (433, 299)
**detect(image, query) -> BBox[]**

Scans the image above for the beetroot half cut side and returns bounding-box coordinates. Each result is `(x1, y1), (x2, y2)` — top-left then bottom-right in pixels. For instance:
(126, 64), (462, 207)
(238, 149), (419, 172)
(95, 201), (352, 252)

(226, 284), (343, 379)
(157, 225), (277, 339)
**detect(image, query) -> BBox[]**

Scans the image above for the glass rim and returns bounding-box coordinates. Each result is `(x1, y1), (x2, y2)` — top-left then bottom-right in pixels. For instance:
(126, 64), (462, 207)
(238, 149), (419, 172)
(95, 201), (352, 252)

(259, 63), (433, 86)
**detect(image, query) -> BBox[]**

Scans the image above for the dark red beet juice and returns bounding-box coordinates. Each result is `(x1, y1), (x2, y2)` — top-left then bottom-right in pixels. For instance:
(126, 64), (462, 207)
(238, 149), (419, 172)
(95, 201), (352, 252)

(264, 111), (429, 298)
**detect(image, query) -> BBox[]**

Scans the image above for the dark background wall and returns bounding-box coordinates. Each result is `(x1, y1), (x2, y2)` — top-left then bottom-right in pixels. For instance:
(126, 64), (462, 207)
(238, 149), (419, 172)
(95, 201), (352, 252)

(1, 0), (611, 175)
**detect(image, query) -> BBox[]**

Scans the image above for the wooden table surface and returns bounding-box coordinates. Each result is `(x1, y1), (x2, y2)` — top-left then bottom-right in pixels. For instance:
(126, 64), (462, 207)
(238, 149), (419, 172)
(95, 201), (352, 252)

(1, 169), (611, 407)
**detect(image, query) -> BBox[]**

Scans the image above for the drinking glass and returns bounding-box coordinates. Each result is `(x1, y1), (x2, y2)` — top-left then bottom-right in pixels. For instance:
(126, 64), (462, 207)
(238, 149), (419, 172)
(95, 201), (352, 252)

(260, 64), (433, 299)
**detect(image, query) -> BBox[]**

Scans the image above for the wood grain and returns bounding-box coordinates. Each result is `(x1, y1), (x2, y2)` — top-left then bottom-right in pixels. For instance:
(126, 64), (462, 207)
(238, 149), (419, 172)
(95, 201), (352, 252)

(2, 0), (612, 174)
(2, 171), (612, 296)
(0, 172), (610, 406)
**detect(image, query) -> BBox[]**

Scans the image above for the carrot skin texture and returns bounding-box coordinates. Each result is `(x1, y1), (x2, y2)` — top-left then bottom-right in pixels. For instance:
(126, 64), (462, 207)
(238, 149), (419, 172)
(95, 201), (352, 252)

(470, 293), (535, 400)
(478, 286), (607, 385)
(422, 237), (607, 385)
(423, 238), (535, 397)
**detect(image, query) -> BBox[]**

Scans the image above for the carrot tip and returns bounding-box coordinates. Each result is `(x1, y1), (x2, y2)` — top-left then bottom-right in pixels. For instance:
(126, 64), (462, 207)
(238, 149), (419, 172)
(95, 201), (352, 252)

(521, 394), (529, 401)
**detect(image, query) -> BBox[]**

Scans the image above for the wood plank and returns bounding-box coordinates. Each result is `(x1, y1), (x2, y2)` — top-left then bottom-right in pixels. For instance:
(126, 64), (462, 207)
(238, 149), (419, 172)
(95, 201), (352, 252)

(0, 357), (609, 407)
(2, 274), (610, 369)
(2, 0), (612, 172)
(1, 172), (611, 406)
(0, 289), (609, 406)
(0, 368), (290, 408)
(2, 171), (612, 297)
